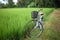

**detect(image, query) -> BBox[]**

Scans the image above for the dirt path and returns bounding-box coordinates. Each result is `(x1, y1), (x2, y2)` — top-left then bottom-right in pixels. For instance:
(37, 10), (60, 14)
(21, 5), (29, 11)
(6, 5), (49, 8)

(41, 9), (60, 40)
(44, 9), (60, 32)
(51, 10), (60, 32)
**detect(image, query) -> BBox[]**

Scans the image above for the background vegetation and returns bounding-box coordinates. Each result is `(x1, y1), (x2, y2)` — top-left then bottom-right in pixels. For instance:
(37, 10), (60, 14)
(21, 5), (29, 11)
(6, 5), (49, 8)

(0, 0), (60, 8)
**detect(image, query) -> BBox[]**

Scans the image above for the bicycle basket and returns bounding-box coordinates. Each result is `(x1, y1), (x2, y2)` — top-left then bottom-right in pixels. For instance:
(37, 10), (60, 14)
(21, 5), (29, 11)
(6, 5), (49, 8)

(31, 11), (38, 19)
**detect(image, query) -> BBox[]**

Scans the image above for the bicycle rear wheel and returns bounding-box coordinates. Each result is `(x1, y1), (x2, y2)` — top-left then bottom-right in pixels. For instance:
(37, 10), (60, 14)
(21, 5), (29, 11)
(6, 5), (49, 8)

(30, 21), (43, 38)
(25, 20), (43, 38)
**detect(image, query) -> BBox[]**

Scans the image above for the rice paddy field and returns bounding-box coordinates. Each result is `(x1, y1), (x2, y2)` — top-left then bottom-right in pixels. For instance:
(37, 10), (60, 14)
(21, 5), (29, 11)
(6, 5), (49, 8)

(0, 8), (54, 40)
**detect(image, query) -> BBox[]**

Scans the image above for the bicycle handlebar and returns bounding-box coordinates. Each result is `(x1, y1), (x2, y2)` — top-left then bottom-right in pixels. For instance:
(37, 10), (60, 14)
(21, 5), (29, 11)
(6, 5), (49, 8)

(37, 9), (43, 12)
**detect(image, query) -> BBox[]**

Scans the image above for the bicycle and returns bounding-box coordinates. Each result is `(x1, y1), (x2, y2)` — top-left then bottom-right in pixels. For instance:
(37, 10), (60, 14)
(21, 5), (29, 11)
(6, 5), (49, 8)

(25, 9), (44, 38)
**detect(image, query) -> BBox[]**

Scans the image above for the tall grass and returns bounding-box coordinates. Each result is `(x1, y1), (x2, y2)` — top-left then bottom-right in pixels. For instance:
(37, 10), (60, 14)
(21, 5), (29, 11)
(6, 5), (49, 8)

(0, 8), (53, 40)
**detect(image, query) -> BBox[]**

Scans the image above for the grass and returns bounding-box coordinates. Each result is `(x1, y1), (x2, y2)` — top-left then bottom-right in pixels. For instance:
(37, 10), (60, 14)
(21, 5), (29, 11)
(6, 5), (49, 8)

(42, 16), (57, 40)
(0, 8), (54, 40)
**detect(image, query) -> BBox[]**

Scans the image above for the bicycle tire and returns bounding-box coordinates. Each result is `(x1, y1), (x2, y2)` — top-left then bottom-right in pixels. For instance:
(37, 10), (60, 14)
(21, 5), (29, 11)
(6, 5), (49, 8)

(25, 20), (43, 38)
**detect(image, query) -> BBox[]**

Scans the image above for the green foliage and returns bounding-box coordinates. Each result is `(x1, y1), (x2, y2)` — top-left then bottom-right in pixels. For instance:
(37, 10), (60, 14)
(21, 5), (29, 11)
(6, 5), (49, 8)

(28, 2), (35, 8)
(43, 27), (60, 40)
(0, 0), (59, 8)
(0, 3), (8, 8)
(8, 0), (14, 8)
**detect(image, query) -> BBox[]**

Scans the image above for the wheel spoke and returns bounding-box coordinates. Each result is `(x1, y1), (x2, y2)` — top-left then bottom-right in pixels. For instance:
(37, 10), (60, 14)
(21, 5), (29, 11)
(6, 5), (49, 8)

(25, 20), (43, 38)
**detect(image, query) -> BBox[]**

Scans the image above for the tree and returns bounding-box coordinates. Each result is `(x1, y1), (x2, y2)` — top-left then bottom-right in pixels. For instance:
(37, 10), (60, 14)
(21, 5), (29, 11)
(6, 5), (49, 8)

(0, 2), (2, 8)
(8, 0), (14, 8)
(17, 0), (33, 7)
(17, 0), (25, 7)
(54, 0), (60, 8)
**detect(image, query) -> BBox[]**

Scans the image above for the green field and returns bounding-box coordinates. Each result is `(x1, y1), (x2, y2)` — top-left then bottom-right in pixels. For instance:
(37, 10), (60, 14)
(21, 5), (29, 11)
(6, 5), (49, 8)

(0, 8), (54, 40)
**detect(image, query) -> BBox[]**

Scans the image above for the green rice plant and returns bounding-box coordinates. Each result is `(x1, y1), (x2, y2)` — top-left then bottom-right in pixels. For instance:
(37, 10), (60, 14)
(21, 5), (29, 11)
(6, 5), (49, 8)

(0, 8), (53, 40)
